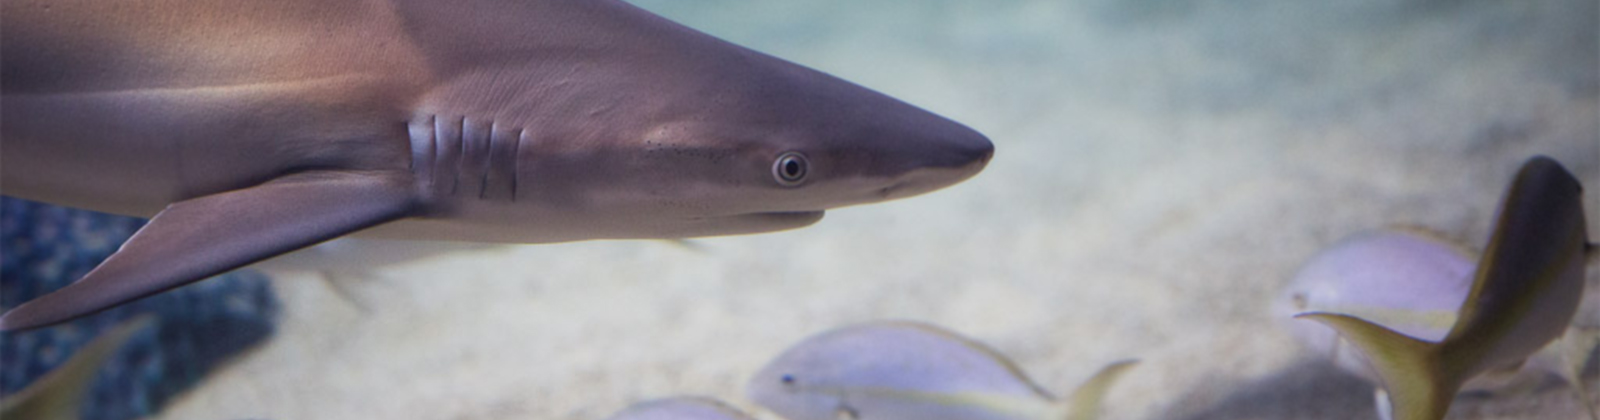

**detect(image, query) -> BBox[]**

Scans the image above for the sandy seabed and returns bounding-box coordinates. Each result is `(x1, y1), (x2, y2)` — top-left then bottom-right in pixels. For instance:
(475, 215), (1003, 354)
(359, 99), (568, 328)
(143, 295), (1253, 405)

(159, 1), (1598, 419)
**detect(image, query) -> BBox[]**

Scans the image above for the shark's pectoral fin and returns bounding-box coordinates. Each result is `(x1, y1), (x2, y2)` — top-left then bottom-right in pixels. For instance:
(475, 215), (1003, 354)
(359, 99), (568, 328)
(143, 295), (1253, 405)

(0, 171), (418, 331)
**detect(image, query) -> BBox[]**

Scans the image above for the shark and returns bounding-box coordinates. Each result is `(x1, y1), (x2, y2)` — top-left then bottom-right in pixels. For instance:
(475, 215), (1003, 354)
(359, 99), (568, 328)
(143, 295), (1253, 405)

(0, 0), (994, 331)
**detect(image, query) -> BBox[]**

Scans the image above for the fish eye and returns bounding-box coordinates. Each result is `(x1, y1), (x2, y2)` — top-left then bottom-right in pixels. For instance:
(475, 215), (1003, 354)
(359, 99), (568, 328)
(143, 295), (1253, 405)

(780, 374), (797, 386)
(772, 152), (809, 187)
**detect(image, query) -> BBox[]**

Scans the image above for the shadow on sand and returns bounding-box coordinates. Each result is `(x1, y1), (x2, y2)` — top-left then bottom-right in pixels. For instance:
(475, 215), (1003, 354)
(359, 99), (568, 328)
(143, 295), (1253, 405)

(1169, 358), (1374, 420)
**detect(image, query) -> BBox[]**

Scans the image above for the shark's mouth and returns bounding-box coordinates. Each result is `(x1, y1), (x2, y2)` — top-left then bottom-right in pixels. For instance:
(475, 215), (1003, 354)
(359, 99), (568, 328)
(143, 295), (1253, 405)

(684, 209), (821, 221)
(752, 210), (825, 221)
(746, 210), (825, 231)
(719, 210), (824, 226)
(720, 211), (825, 224)
(671, 210), (824, 237)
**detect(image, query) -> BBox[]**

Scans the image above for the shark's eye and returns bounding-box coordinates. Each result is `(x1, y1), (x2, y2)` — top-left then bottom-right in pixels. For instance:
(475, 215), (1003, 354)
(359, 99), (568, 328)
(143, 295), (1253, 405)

(772, 152), (809, 187)
(780, 374), (797, 385)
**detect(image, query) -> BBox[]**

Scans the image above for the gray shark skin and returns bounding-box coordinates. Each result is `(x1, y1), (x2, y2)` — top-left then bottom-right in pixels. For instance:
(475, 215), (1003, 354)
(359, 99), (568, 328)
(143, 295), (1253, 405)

(0, 0), (994, 330)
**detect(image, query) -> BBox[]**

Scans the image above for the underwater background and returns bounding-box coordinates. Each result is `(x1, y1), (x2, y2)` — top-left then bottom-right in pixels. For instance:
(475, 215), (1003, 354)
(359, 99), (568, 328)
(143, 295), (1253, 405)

(3, 0), (1596, 419)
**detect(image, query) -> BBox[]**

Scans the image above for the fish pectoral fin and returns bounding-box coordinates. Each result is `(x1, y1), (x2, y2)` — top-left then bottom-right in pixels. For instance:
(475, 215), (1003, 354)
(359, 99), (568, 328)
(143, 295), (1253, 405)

(657, 239), (708, 253)
(1296, 312), (1456, 420)
(0, 170), (418, 331)
(1061, 359), (1138, 420)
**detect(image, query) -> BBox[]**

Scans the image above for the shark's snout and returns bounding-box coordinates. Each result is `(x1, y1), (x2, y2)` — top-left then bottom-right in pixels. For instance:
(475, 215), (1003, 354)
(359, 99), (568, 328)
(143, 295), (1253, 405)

(903, 100), (993, 172)
(948, 125), (995, 171)
(929, 126), (993, 184)
(875, 122), (992, 201)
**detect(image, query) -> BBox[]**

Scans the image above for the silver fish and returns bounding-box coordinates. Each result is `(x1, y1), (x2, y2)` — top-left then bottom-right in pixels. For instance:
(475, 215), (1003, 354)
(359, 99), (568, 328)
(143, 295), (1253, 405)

(1297, 155), (1593, 420)
(1276, 227), (1599, 417)
(748, 321), (1136, 420)
(604, 397), (757, 420)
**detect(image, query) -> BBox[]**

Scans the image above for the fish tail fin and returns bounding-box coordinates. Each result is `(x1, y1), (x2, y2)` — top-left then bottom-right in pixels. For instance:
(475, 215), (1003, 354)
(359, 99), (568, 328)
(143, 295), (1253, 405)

(1297, 312), (1459, 420)
(1060, 359), (1139, 420)
(0, 315), (156, 420)
(1556, 328), (1600, 420)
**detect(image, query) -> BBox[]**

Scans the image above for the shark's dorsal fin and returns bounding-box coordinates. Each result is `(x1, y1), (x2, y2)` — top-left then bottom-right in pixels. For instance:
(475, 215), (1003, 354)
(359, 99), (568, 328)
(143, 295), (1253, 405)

(0, 171), (418, 330)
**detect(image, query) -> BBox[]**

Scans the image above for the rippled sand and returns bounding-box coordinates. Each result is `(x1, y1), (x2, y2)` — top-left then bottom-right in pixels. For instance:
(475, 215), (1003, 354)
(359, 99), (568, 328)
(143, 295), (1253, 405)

(159, 1), (1597, 419)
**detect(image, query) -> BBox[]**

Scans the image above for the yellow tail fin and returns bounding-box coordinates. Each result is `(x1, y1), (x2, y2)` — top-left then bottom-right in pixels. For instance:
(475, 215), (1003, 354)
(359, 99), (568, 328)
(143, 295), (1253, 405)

(0, 315), (156, 420)
(1297, 312), (1458, 420)
(1062, 360), (1139, 420)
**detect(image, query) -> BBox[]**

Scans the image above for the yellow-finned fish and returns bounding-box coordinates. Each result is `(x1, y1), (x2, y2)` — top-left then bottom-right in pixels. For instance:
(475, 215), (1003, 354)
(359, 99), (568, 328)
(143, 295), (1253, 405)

(604, 397), (757, 420)
(1296, 156), (1593, 420)
(0, 315), (156, 420)
(747, 321), (1137, 420)
(1275, 227), (1599, 418)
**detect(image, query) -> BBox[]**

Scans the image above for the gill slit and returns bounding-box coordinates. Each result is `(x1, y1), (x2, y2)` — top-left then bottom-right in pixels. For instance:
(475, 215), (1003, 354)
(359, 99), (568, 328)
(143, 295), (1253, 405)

(479, 119), (495, 200)
(453, 116), (466, 196)
(408, 115), (425, 171)
(413, 113), (524, 203)
(512, 128), (524, 203)
(409, 113), (436, 195)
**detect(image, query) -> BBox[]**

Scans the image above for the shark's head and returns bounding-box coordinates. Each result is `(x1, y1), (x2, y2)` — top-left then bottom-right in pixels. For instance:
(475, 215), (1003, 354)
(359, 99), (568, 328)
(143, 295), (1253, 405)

(414, 0), (993, 240)
(595, 49), (995, 235)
